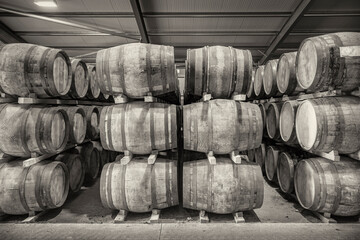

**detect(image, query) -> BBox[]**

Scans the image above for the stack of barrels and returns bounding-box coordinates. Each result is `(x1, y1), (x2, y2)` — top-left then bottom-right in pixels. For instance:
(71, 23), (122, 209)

(253, 32), (360, 217)
(0, 43), (112, 216)
(98, 43), (179, 214)
(182, 46), (264, 215)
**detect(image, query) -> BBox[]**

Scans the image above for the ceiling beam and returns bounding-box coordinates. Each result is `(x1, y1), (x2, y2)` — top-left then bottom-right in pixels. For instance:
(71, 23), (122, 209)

(0, 20), (26, 43)
(0, 12), (134, 18)
(0, 7), (140, 41)
(129, 0), (149, 43)
(259, 0), (313, 64)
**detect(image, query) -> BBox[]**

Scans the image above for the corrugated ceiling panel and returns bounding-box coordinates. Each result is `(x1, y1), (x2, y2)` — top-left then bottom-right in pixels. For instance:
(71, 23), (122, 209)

(70, 18), (139, 33)
(307, 0), (360, 11)
(0, 17), (85, 31)
(293, 17), (360, 32)
(141, 0), (300, 12)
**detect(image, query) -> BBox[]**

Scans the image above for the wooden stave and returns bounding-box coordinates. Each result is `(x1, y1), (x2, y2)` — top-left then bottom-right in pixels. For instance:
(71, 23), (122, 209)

(100, 158), (178, 212)
(0, 43), (72, 98)
(96, 43), (176, 98)
(294, 157), (360, 216)
(0, 160), (69, 215)
(0, 104), (70, 157)
(80, 105), (100, 140)
(276, 52), (303, 95)
(296, 32), (360, 92)
(266, 102), (284, 141)
(279, 100), (300, 144)
(85, 65), (101, 99)
(277, 152), (298, 194)
(183, 99), (263, 154)
(99, 102), (177, 154)
(185, 46), (253, 99)
(263, 59), (281, 97)
(295, 96), (360, 154)
(60, 106), (87, 144)
(183, 158), (264, 214)
(254, 65), (266, 98)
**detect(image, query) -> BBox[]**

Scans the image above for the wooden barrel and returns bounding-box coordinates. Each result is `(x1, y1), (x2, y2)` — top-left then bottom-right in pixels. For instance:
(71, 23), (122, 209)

(183, 99), (263, 154)
(266, 102), (284, 140)
(279, 100), (300, 143)
(186, 46), (252, 99)
(92, 141), (110, 170)
(295, 97), (360, 154)
(277, 152), (298, 194)
(294, 157), (360, 216)
(254, 143), (266, 171)
(54, 153), (85, 193)
(246, 69), (256, 100)
(0, 104), (69, 157)
(0, 160), (69, 215)
(254, 65), (266, 98)
(66, 59), (89, 99)
(276, 52), (303, 95)
(100, 158), (178, 212)
(183, 158), (263, 214)
(263, 59), (281, 97)
(0, 43), (72, 98)
(86, 65), (101, 99)
(258, 103), (268, 130)
(75, 143), (101, 181)
(96, 43), (176, 98)
(80, 106), (100, 140)
(100, 102), (177, 154)
(265, 145), (286, 182)
(61, 106), (87, 144)
(296, 32), (360, 92)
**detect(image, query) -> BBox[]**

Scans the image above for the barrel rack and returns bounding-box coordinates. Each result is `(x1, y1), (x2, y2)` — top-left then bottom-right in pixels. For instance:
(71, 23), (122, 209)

(0, 139), (92, 223)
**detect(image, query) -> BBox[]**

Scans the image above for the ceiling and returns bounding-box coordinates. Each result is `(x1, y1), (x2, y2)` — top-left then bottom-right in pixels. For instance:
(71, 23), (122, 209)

(0, 0), (359, 67)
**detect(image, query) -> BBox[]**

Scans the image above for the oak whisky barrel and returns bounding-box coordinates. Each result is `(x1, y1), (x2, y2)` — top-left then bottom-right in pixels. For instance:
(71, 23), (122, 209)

(66, 59), (89, 99)
(295, 97), (360, 154)
(266, 102), (284, 141)
(277, 152), (298, 194)
(276, 52), (303, 95)
(279, 100), (300, 144)
(80, 106), (100, 140)
(0, 43), (72, 98)
(75, 143), (101, 181)
(183, 99), (263, 154)
(254, 143), (266, 172)
(185, 46), (253, 99)
(0, 160), (69, 215)
(100, 157), (178, 212)
(263, 59), (281, 97)
(294, 157), (360, 216)
(61, 106), (87, 144)
(100, 102), (177, 154)
(254, 65), (266, 98)
(96, 43), (176, 98)
(183, 158), (263, 214)
(86, 65), (101, 99)
(296, 32), (360, 92)
(265, 145), (286, 182)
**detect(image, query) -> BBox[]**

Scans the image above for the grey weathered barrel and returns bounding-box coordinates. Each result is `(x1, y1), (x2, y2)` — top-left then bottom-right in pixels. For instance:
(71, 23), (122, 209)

(266, 102), (284, 140)
(294, 157), (360, 216)
(0, 104), (69, 157)
(183, 158), (263, 214)
(296, 32), (360, 92)
(246, 69), (256, 100)
(279, 100), (300, 143)
(100, 102), (177, 154)
(86, 65), (101, 99)
(254, 65), (266, 98)
(277, 152), (298, 194)
(75, 143), (101, 181)
(54, 153), (85, 193)
(61, 106), (87, 144)
(276, 52), (303, 95)
(80, 106), (100, 140)
(0, 43), (71, 98)
(185, 46), (252, 99)
(0, 160), (69, 215)
(258, 103), (268, 130)
(295, 97), (360, 154)
(96, 43), (176, 98)
(100, 158), (178, 212)
(66, 59), (89, 99)
(263, 59), (281, 97)
(265, 145), (286, 182)
(183, 99), (263, 154)
(92, 141), (110, 170)
(254, 143), (266, 171)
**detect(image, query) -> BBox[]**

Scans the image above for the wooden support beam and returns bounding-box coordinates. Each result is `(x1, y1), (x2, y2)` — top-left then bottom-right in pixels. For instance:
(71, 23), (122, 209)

(129, 0), (149, 43)
(0, 20), (26, 43)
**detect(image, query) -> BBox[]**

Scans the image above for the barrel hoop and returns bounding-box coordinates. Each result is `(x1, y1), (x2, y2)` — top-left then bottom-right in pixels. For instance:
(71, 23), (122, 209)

(202, 46), (209, 94)
(329, 162), (342, 214)
(45, 50), (61, 96)
(101, 106), (110, 150)
(234, 101), (241, 150)
(164, 104), (170, 150)
(233, 163), (240, 210)
(188, 49), (196, 95)
(35, 108), (49, 154)
(119, 163), (129, 210)
(119, 104), (127, 151)
(148, 163), (156, 209)
(207, 162), (214, 211)
(23, 45), (37, 93)
(249, 165), (256, 209)
(20, 107), (31, 155)
(104, 49), (113, 95)
(255, 164), (264, 208)
(323, 34), (344, 87)
(39, 48), (53, 97)
(35, 164), (48, 210)
(160, 45), (166, 91)
(106, 163), (117, 210)
(243, 50), (250, 94)
(119, 46), (125, 94)
(146, 45), (152, 93)
(19, 166), (32, 212)
(228, 47), (236, 97)
(312, 99), (325, 151)
(99, 163), (110, 208)
(329, 97), (345, 151)
(165, 161), (171, 206)
(252, 106), (258, 149)
(150, 104), (156, 150)
(192, 105), (199, 151)
(310, 159), (327, 212)
(207, 102), (213, 152)
(247, 106), (254, 149)
(191, 161), (197, 208)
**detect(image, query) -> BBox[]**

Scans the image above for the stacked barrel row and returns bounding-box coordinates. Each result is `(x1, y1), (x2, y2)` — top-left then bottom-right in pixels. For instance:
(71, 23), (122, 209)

(256, 32), (360, 217)
(97, 43), (179, 213)
(0, 43), (116, 216)
(182, 46), (264, 215)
